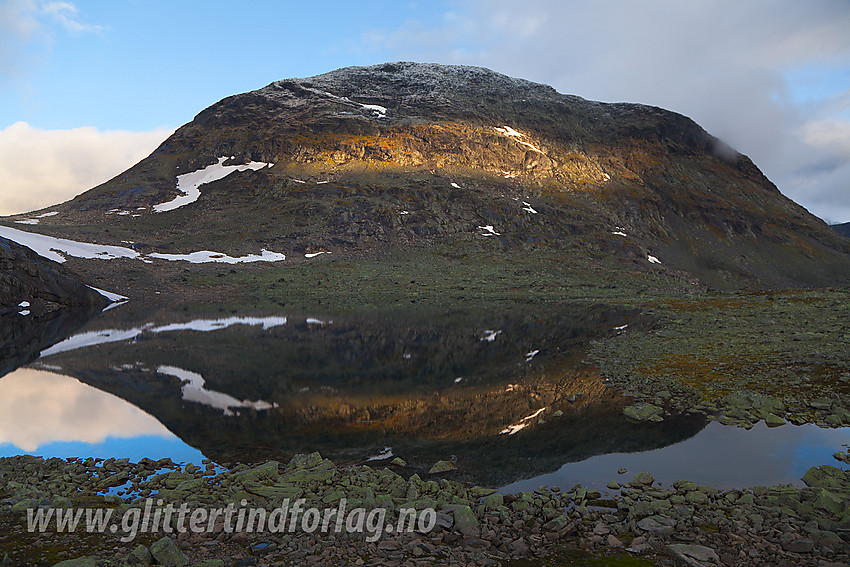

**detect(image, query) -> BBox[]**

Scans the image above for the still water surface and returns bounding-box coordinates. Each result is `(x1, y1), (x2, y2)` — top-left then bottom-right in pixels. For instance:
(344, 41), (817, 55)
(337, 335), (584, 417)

(0, 303), (846, 490)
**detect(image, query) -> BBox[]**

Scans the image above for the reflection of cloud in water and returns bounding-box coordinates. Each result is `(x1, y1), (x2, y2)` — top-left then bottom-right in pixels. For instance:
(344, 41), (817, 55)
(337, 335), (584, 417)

(0, 368), (174, 452)
(157, 365), (278, 416)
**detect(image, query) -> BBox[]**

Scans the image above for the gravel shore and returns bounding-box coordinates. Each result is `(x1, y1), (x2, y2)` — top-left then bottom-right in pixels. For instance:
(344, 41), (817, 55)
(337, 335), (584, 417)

(1, 451), (848, 566)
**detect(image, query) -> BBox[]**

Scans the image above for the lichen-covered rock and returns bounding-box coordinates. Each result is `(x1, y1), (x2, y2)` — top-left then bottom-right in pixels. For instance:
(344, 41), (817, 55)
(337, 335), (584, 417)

(427, 460), (457, 475)
(149, 537), (188, 567)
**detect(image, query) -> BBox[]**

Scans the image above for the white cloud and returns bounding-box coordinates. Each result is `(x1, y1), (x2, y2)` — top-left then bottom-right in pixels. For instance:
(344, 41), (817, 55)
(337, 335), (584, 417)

(0, 121), (172, 215)
(367, 0), (850, 222)
(40, 1), (102, 34)
(0, 0), (100, 78)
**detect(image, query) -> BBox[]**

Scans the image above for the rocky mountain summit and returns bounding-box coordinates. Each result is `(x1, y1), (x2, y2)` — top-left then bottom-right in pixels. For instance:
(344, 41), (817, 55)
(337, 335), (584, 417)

(5, 62), (850, 294)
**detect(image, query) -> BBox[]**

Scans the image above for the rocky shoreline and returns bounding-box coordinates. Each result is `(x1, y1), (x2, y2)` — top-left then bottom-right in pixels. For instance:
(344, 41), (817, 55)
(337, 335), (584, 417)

(1, 450), (848, 567)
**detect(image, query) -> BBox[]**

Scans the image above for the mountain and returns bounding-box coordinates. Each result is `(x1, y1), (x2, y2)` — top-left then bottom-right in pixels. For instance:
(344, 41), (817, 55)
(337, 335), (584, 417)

(4, 62), (850, 297)
(832, 222), (850, 238)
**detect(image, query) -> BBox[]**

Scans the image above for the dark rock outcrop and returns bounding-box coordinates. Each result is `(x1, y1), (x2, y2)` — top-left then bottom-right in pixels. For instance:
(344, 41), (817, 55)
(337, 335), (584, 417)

(0, 236), (106, 315)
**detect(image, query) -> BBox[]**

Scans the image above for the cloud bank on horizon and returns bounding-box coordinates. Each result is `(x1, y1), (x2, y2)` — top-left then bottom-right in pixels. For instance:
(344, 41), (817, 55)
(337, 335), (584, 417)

(0, 0), (848, 223)
(0, 122), (171, 215)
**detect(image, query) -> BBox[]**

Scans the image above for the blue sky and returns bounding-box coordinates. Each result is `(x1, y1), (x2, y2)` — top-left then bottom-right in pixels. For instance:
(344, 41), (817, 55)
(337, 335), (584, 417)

(1, 0), (849, 222)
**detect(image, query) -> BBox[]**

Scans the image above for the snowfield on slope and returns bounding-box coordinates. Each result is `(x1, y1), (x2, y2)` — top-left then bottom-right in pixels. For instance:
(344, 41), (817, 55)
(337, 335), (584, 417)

(153, 156), (271, 213)
(0, 225), (286, 265)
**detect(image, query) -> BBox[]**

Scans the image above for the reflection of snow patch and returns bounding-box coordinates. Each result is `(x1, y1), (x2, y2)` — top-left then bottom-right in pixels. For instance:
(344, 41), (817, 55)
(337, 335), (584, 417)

(481, 329), (502, 342)
(365, 447), (393, 462)
(500, 407), (547, 435)
(451, 182), (461, 189)
(360, 104), (387, 116)
(154, 156), (270, 213)
(522, 201), (537, 214)
(525, 350), (539, 362)
(18, 310), (30, 316)
(647, 255), (661, 264)
(454, 377), (463, 383)
(102, 301), (128, 313)
(152, 316), (287, 333)
(614, 324), (628, 331)
(37, 212), (59, 218)
(40, 316), (288, 357)
(18, 301), (29, 308)
(15, 219), (38, 225)
(157, 365), (277, 416)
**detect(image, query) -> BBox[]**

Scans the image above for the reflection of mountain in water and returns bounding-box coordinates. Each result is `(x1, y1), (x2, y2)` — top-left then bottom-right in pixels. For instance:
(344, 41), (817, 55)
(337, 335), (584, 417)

(0, 305), (102, 378)
(37, 303), (707, 486)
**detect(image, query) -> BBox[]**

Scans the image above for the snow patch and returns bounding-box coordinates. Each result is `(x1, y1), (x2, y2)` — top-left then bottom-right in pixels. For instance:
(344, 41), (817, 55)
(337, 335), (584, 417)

(611, 231), (628, 237)
(319, 90), (388, 117)
(494, 126), (542, 153)
(522, 201), (537, 214)
(305, 251), (329, 258)
(18, 301), (29, 308)
(18, 310), (30, 316)
(153, 157), (270, 213)
(451, 182), (461, 189)
(614, 324), (628, 331)
(0, 226), (140, 264)
(525, 350), (539, 362)
(14, 219), (39, 225)
(36, 212), (59, 218)
(148, 249), (285, 264)
(454, 377), (463, 383)
(480, 329), (502, 342)
(87, 286), (128, 303)
(478, 225), (501, 237)
(648, 255), (662, 264)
